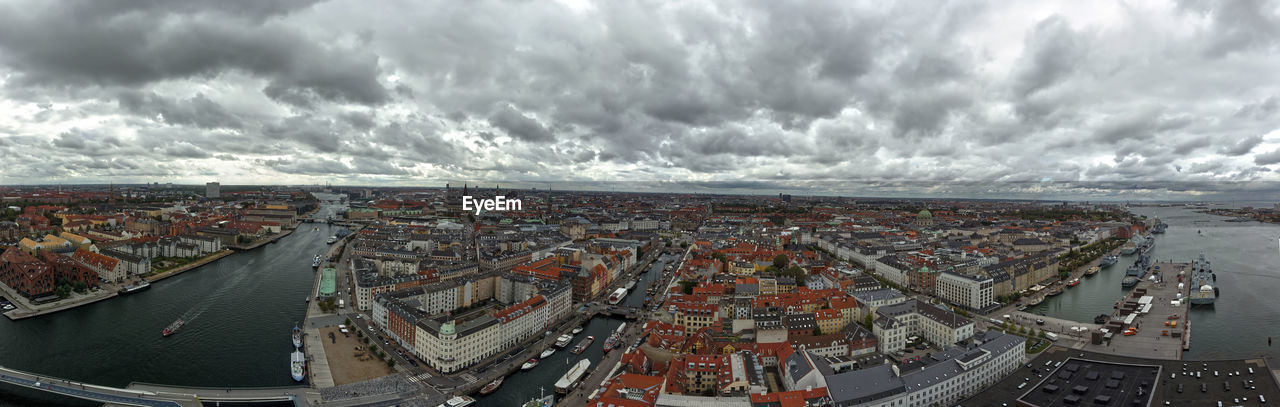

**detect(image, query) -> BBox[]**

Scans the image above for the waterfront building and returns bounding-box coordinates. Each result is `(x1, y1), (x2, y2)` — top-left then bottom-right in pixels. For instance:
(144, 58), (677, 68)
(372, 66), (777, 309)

(413, 316), (500, 373)
(71, 248), (125, 283)
(0, 246), (54, 298)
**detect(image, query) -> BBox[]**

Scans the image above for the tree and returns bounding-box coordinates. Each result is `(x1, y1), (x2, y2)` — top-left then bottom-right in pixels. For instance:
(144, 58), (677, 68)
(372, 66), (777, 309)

(812, 326), (822, 336)
(773, 254), (789, 269)
(679, 280), (696, 295)
(387, 359), (395, 367)
(862, 313), (874, 329)
(1038, 330), (1047, 339)
(681, 242), (689, 249)
(345, 317), (352, 326)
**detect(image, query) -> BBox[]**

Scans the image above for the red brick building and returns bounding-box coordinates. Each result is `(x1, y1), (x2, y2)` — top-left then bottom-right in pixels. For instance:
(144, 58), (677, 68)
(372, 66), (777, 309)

(0, 246), (55, 298)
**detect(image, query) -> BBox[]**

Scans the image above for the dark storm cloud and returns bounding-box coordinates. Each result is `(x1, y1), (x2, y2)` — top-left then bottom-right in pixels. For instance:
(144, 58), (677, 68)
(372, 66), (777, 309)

(0, 0), (1278, 198)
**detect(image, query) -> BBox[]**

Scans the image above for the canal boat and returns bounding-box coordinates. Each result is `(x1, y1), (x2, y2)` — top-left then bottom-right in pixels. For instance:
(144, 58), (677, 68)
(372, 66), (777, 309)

(540, 348), (556, 359)
(607, 287), (628, 305)
(521, 388), (554, 407)
(571, 336), (595, 354)
(162, 318), (185, 337)
(437, 396), (476, 407)
(118, 280), (151, 295)
(311, 254), (321, 269)
(326, 236), (337, 244)
(554, 360), (592, 394)
(1046, 287), (1063, 297)
(479, 376), (504, 395)
(521, 358), (539, 370)
(1085, 266), (1100, 276)
(1067, 278), (1080, 287)
(555, 334), (573, 348)
(290, 350), (306, 382)
(292, 323), (303, 349)
(571, 326), (584, 335)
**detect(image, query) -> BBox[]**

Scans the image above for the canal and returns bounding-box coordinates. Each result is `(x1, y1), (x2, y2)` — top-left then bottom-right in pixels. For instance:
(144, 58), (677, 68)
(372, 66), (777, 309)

(1030, 205), (1280, 360)
(0, 203), (345, 406)
(475, 252), (674, 405)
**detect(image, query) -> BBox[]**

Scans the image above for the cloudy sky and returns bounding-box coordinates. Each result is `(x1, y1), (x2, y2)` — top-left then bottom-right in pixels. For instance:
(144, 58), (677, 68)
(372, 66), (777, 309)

(0, 0), (1278, 199)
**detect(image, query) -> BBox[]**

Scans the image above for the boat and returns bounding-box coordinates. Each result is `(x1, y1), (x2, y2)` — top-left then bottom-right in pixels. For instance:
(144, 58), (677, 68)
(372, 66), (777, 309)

(1067, 278), (1080, 287)
(603, 324), (627, 353)
(292, 324), (303, 349)
(571, 336), (595, 354)
(291, 350), (306, 381)
(554, 360), (592, 394)
(1121, 276), (1140, 288)
(1188, 252), (1217, 306)
(311, 254), (321, 269)
(571, 326), (584, 335)
(1045, 287), (1063, 297)
(1094, 314), (1110, 324)
(521, 358), (539, 370)
(1084, 266), (1099, 276)
(1028, 296), (1043, 306)
(436, 396), (476, 407)
(540, 348), (556, 359)
(607, 287), (628, 305)
(1152, 219), (1167, 234)
(555, 334), (573, 348)
(521, 388), (555, 407)
(118, 280), (151, 295)
(326, 236), (337, 244)
(1099, 255), (1118, 268)
(1120, 241), (1137, 255)
(162, 318), (185, 337)
(479, 376), (504, 395)
(624, 280), (636, 291)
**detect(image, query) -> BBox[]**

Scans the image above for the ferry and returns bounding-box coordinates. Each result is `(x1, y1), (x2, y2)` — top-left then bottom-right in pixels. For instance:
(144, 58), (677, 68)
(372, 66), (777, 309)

(571, 336), (595, 354)
(521, 358), (539, 370)
(292, 324), (303, 349)
(479, 376), (504, 395)
(118, 280), (151, 295)
(554, 360), (592, 394)
(1067, 278), (1080, 288)
(607, 288), (628, 305)
(522, 388), (554, 407)
(162, 318), (185, 337)
(436, 396), (476, 407)
(290, 350), (306, 382)
(554, 334), (573, 348)
(540, 348), (556, 359)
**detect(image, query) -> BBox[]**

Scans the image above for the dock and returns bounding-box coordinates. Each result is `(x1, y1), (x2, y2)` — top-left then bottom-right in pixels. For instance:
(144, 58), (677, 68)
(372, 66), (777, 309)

(1080, 260), (1191, 360)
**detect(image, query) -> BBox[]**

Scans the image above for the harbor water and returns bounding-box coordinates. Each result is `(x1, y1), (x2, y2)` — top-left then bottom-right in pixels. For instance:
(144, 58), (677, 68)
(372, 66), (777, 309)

(0, 203), (344, 406)
(1031, 205), (1280, 360)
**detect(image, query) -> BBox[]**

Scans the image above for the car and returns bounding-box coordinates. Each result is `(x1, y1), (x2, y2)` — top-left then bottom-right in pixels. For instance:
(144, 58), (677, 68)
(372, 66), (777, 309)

(1201, 383), (1207, 393)
(1036, 319), (1045, 325)
(1215, 370), (1219, 377)
(1177, 384), (1183, 393)
(1017, 383), (1027, 389)
(1025, 363), (1033, 368)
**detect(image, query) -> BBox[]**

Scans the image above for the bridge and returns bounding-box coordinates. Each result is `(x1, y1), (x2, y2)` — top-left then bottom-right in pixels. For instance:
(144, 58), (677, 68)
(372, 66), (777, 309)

(0, 365), (317, 407)
(600, 306), (644, 319)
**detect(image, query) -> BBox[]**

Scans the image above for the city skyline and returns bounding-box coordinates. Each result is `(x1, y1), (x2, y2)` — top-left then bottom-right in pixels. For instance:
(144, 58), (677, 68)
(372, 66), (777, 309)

(0, 0), (1277, 195)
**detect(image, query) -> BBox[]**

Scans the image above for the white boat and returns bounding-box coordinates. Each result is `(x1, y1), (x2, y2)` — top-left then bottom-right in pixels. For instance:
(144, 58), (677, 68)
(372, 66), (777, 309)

(436, 396), (475, 407)
(607, 287), (628, 305)
(540, 348), (556, 359)
(554, 360), (591, 394)
(326, 236), (337, 244)
(311, 255), (321, 268)
(290, 350), (306, 382)
(522, 388), (554, 407)
(571, 326), (584, 334)
(555, 334), (573, 348)
(292, 324), (303, 349)
(521, 358), (539, 370)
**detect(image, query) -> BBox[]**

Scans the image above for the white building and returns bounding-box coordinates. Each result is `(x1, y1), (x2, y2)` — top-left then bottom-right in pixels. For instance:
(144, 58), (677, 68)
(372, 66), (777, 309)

(872, 299), (974, 354)
(935, 271), (994, 311)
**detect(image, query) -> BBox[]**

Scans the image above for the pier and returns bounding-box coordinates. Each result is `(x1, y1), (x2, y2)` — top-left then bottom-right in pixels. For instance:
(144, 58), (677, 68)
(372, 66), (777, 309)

(1079, 260), (1192, 360)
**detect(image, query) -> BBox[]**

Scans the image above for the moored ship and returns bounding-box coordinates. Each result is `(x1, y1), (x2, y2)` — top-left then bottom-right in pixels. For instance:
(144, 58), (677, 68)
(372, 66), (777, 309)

(555, 334), (573, 348)
(118, 280), (151, 295)
(311, 254), (321, 269)
(522, 388), (554, 407)
(162, 318), (184, 337)
(554, 360), (591, 394)
(1099, 255), (1118, 268)
(571, 336), (595, 354)
(292, 323), (303, 349)
(290, 350), (306, 382)
(521, 358), (539, 370)
(479, 376), (504, 395)
(1188, 252), (1217, 306)
(607, 287), (628, 305)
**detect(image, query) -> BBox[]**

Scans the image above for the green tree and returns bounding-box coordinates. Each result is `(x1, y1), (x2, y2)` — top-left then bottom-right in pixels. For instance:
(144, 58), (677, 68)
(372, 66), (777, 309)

(387, 359), (395, 367)
(773, 254), (789, 269)
(1038, 330), (1047, 339)
(812, 326), (822, 336)
(680, 280), (697, 295)
(863, 313), (874, 329)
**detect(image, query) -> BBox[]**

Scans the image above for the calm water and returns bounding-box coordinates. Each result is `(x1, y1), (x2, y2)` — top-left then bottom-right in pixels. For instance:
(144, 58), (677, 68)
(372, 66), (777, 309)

(1032, 205), (1280, 359)
(475, 254), (669, 405)
(0, 204), (343, 406)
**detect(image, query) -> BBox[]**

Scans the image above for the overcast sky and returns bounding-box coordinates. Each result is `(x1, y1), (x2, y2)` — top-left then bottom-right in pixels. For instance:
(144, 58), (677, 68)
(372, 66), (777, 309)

(0, 0), (1278, 199)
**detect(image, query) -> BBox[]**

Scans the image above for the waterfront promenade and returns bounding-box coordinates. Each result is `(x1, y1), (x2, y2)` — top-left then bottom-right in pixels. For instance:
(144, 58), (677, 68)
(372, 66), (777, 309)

(144, 249), (234, 283)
